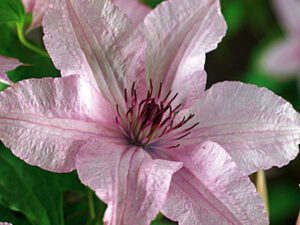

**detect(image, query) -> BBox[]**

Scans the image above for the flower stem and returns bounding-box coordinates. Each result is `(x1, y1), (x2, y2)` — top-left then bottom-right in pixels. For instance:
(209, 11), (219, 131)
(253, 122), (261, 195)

(255, 170), (269, 216)
(87, 188), (96, 222)
(16, 22), (49, 58)
(94, 202), (106, 225)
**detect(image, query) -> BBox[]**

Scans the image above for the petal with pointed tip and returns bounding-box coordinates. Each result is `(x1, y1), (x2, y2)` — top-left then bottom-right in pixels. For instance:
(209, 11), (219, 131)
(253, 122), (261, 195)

(262, 37), (300, 77)
(76, 139), (182, 225)
(0, 55), (23, 85)
(112, 0), (151, 26)
(0, 75), (117, 172)
(153, 141), (268, 225)
(141, 0), (226, 108)
(185, 81), (300, 174)
(22, 0), (49, 31)
(43, 0), (146, 106)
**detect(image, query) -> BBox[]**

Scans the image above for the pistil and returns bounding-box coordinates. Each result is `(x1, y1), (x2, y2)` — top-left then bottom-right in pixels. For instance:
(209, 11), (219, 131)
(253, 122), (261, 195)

(115, 81), (198, 149)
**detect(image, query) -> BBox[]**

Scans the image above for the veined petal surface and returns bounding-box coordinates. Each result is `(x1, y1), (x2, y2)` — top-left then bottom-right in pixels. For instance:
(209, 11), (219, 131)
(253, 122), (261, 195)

(43, 0), (146, 106)
(22, 0), (49, 31)
(0, 55), (23, 85)
(76, 139), (182, 225)
(0, 75), (117, 172)
(155, 141), (268, 225)
(112, 0), (151, 26)
(262, 37), (300, 76)
(141, 0), (226, 108)
(186, 81), (300, 174)
(273, 0), (300, 34)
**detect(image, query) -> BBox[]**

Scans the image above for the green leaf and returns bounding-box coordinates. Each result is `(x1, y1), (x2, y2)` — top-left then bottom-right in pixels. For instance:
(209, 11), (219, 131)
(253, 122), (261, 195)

(269, 181), (300, 224)
(0, 205), (31, 225)
(0, 144), (64, 225)
(0, 23), (60, 82)
(141, 0), (164, 8)
(0, 0), (25, 23)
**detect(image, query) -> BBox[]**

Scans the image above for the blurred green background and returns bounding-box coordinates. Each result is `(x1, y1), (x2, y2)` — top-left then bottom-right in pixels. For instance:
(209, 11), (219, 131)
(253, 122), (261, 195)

(0, 0), (299, 224)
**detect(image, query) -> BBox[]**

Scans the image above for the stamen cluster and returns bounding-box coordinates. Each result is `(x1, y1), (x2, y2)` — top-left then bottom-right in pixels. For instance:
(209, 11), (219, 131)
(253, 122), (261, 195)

(115, 80), (198, 150)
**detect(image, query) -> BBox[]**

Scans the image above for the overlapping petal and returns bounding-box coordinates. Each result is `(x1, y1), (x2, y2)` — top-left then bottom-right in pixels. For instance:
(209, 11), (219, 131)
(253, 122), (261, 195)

(112, 0), (151, 26)
(141, 0), (226, 108)
(76, 138), (182, 225)
(184, 81), (300, 174)
(22, 0), (49, 31)
(262, 37), (300, 76)
(154, 141), (268, 225)
(273, 0), (300, 34)
(43, 0), (147, 106)
(0, 75), (118, 172)
(0, 55), (23, 85)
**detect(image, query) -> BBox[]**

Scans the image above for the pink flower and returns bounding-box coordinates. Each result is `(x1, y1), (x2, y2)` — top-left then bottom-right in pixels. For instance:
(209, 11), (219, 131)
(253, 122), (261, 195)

(22, 0), (50, 31)
(22, 0), (149, 31)
(0, 0), (299, 224)
(262, 0), (300, 77)
(0, 55), (23, 85)
(0, 223), (12, 225)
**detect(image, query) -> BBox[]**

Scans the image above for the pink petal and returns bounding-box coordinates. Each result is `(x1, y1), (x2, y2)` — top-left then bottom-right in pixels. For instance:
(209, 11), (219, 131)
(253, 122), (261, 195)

(43, 0), (147, 107)
(112, 0), (151, 26)
(0, 55), (23, 85)
(76, 139), (182, 225)
(156, 141), (268, 225)
(185, 81), (300, 174)
(141, 0), (226, 108)
(262, 37), (300, 77)
(273, 0), (300, 34)
(0, 75), (118, 172)
(22, 0), (49, 31)
(0, 223), (13, 225)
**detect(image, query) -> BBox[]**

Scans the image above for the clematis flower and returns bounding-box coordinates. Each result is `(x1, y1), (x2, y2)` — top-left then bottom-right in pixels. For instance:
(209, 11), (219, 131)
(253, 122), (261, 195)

(22, 0), (50, 31)
(112, 0), (151, 26)
(0, 0), (299, 224)
(262, 0), (300, 78)
(22, 0), (150, 31)
(0, 55), (23, 86)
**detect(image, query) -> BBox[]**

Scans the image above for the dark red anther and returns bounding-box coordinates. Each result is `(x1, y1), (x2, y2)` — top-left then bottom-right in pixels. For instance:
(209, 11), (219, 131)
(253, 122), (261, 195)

(116, 104), (120, 116)
(167, 92), (178, 106)
(149, 79), (153, 96)
(115, 80), (198, 149)
(131, 82), (135, 98)
(174, 132), (191, 140)
(124, 88), (128, 103)
(168, 144), (180, 149)
(172, 103), (182, 113)
(163, 90), (171, 102)
(185, 122), (199, 132)
(157, 82), (162, 99)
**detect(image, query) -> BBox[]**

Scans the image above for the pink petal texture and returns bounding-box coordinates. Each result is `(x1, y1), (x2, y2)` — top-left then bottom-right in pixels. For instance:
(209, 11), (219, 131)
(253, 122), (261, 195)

(76, 139), (182, 225)
(22, 0), (50, 31)
(0, 223), (12, 225)
(112, 0), (151, 26)
(0, 75), (118, 172)
(273, 0), (300, 34)
(185, 81), (300, 174)
(155, 141), (268, 225)
(0, 55), (23, 85)
(43, 0), (147, 106)
(141, 0), (226, 108)
(262, 37), (300, 77)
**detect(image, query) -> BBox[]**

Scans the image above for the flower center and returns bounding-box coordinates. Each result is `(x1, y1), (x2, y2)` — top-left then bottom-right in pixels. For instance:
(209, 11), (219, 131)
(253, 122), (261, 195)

(115, 80), (198, 150)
